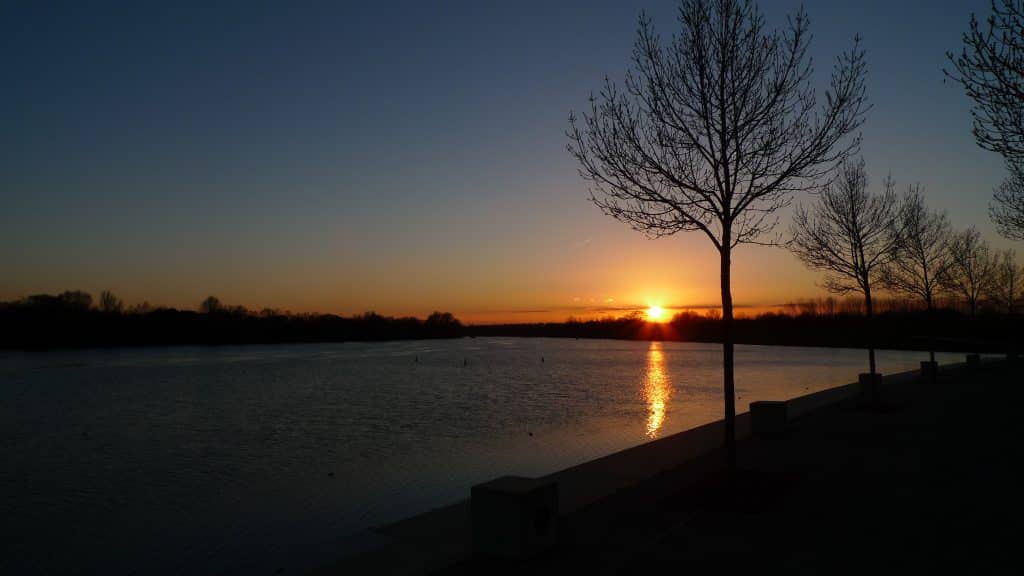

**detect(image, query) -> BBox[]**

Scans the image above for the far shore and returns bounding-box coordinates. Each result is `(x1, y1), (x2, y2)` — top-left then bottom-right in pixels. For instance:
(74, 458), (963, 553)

(4, 291), (1020, 352)
(2, 313), (1019, 355)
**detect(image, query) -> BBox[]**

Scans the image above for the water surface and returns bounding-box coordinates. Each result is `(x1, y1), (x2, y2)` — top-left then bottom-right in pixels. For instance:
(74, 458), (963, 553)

(0, 338), (961, 574)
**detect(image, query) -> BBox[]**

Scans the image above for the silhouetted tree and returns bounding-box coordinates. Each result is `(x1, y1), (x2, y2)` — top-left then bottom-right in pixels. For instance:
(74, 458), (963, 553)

(945, 227), (998, 316)
(199, 296), (222, 314)
(881, 187), (953, 310)
(58, 290), (92, 311)
(568, 0), (867, 468)
(947, 0), (1024, 164)
(947, 1), (1024, 239)
(423, 311), (462, 338)
(988, 249), (1022, 313)
(99, 290), (124, 314)
(425, 311), (458, 326)
(128, 301), (154, 315)
(880, 186), (953, 363)
(991, 167), (1024, 240)
(789, 159), (904, 388)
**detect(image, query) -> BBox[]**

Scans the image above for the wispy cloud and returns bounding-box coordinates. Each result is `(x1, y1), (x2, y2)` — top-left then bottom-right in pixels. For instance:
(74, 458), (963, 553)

(568, 237), (593, 252)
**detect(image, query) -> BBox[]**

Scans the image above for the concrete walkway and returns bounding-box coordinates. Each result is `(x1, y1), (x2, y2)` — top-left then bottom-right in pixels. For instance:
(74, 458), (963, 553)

(440, 359), (1023, 575)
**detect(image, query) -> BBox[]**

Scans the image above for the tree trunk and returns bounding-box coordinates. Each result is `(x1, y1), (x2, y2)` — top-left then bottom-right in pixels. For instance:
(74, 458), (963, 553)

(720, 245), (736, 471)
(864, 283), (878, 405)
(865, 285), (876, 375)
(926, 296), (935, 363)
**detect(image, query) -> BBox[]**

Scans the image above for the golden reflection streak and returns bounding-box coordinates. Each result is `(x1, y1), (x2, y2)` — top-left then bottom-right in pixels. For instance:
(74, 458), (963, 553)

(644, 341), (671, 438)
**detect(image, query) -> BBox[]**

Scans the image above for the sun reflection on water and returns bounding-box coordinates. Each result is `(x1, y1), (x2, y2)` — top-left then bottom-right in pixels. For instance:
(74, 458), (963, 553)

(644, 341), (671, 438)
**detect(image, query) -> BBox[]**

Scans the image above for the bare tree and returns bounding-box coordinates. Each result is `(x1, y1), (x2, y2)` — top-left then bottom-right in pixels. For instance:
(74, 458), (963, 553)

(789, 159), (903, 389)
(881, 186), (953, 310)
(991, 166), (1024, 240)
(879, 186), (953, 363)
(567, 0), (867, 467)
(99, 290), (124, 314)
(988, 249), (1023, 313)
(945, 227), (998, 316)
(946, 0), (1024, 164)
(947, 1), (1024, 240)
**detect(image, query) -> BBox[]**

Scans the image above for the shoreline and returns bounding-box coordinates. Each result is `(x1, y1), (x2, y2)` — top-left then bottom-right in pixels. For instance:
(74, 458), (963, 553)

(1, 333), (1016, 354)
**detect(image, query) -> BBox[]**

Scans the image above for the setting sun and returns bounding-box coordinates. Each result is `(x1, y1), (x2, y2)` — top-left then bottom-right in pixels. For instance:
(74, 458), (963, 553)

(646, 305), (667, 323)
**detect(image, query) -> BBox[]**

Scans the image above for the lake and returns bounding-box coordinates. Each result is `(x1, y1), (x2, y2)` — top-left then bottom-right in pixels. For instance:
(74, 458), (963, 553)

(0, 338), (962, 574)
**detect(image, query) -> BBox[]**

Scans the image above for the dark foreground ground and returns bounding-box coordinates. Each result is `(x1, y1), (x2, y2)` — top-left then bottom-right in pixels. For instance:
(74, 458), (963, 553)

(439, 359), (1023, 575)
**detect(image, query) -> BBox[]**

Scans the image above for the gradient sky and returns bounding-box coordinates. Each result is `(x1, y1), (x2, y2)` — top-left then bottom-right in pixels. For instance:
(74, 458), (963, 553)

(1, 0), (1017, 323)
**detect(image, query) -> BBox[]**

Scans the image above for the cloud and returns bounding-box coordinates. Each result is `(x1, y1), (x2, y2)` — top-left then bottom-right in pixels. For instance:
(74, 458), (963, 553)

(569, 237), (593, 252)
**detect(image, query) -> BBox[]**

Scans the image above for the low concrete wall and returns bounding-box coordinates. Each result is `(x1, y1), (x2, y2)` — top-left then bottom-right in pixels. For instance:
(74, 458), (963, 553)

(540, 413), (751, 517)
(786, 381), (859, 420)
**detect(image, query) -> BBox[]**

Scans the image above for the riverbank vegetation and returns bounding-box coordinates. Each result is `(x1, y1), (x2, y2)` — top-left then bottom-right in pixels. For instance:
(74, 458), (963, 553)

(0, 292), (462, 348)
(2, 291), (1020, 352)
(470, 303), (1021, 354)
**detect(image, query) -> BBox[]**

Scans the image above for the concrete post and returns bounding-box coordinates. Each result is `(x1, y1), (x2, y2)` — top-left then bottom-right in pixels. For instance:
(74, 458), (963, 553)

(750, 401), (788, 437)
(858, 373), (883, 405)
(471, 476), (557, 561)
(920, 361), (938, 383)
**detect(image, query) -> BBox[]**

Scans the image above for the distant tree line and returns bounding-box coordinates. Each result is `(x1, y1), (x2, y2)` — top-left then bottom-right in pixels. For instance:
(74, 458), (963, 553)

(468, 305), (1021, 354)
(0, 292), (463, 349)
(2, 288), (1020, 352)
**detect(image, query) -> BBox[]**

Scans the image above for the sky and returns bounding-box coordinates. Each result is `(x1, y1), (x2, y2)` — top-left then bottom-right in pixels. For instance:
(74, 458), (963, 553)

(0, 0), (1017, 323)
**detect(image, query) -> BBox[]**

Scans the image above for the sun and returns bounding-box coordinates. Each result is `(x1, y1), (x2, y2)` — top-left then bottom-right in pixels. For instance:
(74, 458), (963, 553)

(646, 305), (667, 323)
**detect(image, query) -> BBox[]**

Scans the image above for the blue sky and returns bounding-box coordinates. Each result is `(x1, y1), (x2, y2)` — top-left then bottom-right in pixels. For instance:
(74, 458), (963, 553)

(0, 1), (1014, 321)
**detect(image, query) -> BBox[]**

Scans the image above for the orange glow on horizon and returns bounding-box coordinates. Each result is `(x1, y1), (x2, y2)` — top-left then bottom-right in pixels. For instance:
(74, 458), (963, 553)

(645, 305), (667, 323)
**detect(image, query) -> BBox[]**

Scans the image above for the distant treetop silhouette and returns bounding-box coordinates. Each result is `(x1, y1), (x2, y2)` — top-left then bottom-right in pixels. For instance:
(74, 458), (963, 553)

(200, 296), (223, 314)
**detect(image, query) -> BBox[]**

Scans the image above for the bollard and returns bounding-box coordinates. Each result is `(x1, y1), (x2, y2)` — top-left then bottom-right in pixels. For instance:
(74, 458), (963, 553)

(858, 373), (883, 405)
(750, 401), (788, 438)
(471, 476), (557, 561)
(920, 361), (938, 383)
(966, 354), (981, 369)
